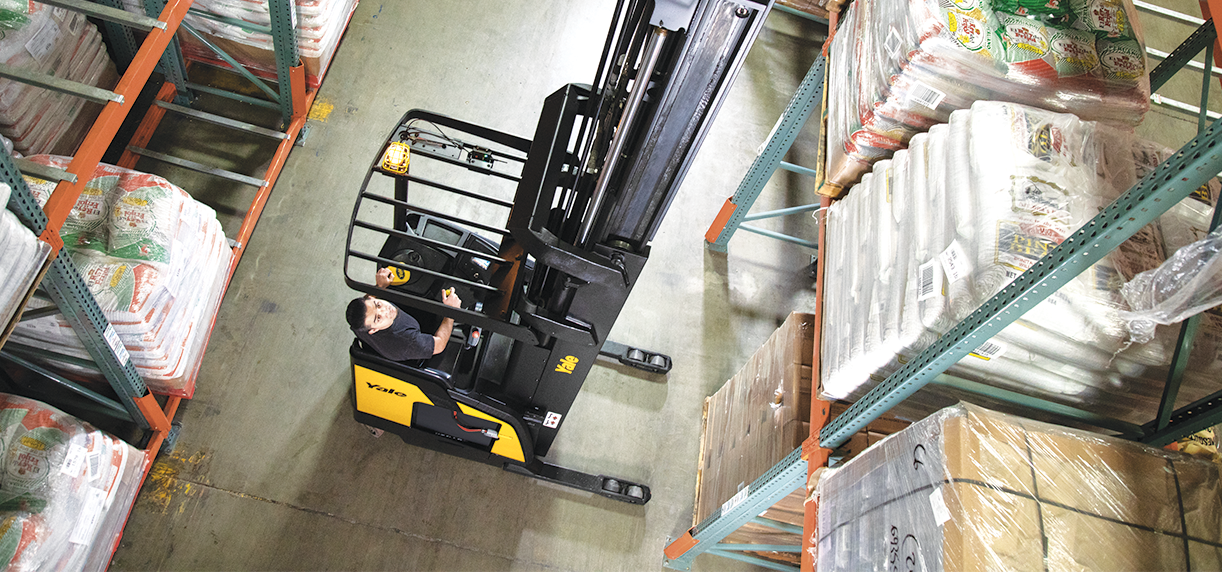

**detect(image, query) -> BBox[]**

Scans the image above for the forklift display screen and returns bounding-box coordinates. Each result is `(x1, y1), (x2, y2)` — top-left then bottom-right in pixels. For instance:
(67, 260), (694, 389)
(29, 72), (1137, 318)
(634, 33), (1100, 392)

(422, 221), (462, 246)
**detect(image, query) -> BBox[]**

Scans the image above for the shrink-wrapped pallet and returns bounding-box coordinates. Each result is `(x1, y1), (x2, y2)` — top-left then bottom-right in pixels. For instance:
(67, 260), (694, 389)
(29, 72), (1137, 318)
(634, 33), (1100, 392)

(0, 393), (144, 572)
(0, 4), (118, 156)
(816, 403), (1222, 571)
(124, 0), (359, 89)
(824, 0), (1150, 193)
(691, 314), (911, 568)
(820, 101), (1219, 427)
(9, 156), (231, 397)
(1, 184), (52, 331)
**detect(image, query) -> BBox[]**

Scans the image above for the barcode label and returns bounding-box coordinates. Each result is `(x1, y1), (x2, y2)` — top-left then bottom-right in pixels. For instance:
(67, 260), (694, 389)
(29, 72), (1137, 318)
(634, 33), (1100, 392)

(69, 488), (107, 545)
(885, 26), (903, 59)
(939, 241), (971, 283)
(86, 450), (102, 481)
(908, 82), (946, 110)
(970, 340), (1006, 360)
(59, 445), (85, 477)
(102, 325), (130, 367)
(917, 259), (941, 301)
(722, 486), (749, 514)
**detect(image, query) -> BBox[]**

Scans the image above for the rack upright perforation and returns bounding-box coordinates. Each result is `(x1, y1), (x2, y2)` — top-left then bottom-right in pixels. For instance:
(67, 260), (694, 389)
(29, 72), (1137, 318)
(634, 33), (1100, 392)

(666, 5), (1222, 570)
(0, 0), (332, 564)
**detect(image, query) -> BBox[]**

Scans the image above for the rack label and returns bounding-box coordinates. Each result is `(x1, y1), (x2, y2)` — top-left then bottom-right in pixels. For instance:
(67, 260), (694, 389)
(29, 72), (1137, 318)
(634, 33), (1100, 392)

(969, 340), (1006, 361)
(722, 486), (749, 514)
(102, 325), (130, 367)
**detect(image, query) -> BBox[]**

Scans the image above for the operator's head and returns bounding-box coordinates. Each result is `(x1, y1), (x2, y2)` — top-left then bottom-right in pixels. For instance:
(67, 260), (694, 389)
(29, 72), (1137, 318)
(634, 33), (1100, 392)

(346, 294), (397, 335)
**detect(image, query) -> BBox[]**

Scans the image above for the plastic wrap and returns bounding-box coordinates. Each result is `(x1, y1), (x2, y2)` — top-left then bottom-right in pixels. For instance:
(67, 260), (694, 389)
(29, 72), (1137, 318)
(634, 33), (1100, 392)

(1, 184), (52, 331)
(1120, 227), (1222, 344)
(141, 0), (359, 89)
(0, 393), (144, 572)
(824, 0), (1150, 192)
(816, 403), (1222, 570)
(9, 156), (231, 396)
(0, 6), (117, 156)
(820, 100), (1222, 426)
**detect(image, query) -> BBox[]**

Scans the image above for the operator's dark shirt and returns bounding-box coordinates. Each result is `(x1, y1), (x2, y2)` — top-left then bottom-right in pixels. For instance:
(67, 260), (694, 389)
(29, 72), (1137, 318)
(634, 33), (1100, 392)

(355, 305), (435, 362)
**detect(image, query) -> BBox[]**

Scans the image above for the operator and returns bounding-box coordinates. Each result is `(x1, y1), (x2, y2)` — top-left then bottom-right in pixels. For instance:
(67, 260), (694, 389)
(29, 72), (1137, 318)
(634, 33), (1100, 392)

(345, 267), (463, 361)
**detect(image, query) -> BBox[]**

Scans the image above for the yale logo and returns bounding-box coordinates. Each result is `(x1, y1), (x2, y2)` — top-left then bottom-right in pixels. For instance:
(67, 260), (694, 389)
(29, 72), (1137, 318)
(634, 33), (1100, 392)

(367, 382), (407, 397)
(555, 355), (579, 374)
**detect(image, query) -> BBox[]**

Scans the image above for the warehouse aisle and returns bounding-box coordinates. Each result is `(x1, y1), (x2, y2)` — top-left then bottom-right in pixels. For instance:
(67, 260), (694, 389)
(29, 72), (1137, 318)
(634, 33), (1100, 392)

(108, 2), (825, 570)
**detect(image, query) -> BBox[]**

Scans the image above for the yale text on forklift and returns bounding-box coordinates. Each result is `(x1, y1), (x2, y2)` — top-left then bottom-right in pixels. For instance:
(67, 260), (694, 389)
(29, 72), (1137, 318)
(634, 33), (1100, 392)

(555, 356), (579, 374)
(366, 382), (407, 398)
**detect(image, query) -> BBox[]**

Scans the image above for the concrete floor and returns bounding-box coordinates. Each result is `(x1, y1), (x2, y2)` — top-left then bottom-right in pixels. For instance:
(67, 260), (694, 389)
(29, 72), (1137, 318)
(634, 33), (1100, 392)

(106, 2), (825, 570)
(88, 0), (1217, 569)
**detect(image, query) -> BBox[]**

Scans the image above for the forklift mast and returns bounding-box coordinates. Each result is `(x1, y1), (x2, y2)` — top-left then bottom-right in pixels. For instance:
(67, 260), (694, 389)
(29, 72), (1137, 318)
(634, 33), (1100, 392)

(344, 0), (773, 502)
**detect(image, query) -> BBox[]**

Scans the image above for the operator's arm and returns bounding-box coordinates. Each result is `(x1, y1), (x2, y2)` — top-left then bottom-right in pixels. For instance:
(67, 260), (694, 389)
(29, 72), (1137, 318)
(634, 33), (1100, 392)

(432, 290), (463, 355)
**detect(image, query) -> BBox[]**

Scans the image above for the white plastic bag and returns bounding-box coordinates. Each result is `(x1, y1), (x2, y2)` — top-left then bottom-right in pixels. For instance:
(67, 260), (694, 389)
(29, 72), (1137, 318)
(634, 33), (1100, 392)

(1121, 226), (1222, 344)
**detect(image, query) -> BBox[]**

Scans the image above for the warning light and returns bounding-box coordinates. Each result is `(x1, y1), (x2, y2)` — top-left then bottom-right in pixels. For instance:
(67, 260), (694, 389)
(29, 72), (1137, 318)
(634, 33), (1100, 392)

(380, 141), (410, 174)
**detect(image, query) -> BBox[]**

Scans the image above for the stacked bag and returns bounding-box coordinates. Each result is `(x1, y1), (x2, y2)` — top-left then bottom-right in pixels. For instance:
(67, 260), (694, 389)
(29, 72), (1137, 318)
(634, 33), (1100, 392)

(1, 184), (52, 331)
(0, 393), (143, 572)
(0, 3), (118, 156)
(9, 156), (232, 397)
(824, 0), (1150, 193)
(123, 0), (357, 89)
(821, 100), (1219, 427)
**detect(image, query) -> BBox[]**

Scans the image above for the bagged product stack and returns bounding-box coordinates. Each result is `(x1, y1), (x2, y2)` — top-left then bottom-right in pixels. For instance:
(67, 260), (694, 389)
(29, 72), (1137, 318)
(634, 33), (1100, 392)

(126, 0), (358, 89)
(816, 403), (1222, 570)
(1, 183), (52, 331)
(8, 156), (232, 397)
(821, 100), (1220, 427)
(0, 393), (145, 572)
(0, 4), (119, 156)
(824, 0), (1150, 194)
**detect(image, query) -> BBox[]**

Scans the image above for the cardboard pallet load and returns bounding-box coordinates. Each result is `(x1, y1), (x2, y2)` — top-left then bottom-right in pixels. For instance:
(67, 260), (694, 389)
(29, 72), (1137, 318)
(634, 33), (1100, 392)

(816, 403), (1222, 570)
(820, 100), (1222, 427)
(0, 393), (145, 572)
(8, 156), (232, 397)
(0, 183), (52, 330)
(692, 313), (911, 567)
(0, 3), (118, 156)
(823, 0), (1150, 194)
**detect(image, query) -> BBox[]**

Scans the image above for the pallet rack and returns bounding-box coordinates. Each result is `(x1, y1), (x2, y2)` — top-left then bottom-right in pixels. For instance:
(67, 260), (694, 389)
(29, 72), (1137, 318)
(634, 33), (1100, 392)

(0, 0), (334, 563)
(667, 5), (1222, 571)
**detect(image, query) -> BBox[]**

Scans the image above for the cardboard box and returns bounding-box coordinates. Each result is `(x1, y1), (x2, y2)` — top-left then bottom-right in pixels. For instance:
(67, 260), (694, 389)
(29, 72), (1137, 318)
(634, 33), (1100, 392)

(694, 312), (817, 526)
(817, 403), (1222, 571)
(689, 314), (912, 568)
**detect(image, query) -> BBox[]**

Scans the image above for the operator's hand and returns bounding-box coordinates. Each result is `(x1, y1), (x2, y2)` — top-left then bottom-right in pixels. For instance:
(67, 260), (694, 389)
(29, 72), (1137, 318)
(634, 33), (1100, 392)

(442, 289), (462, 309)
(375, 267), (392, 289)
